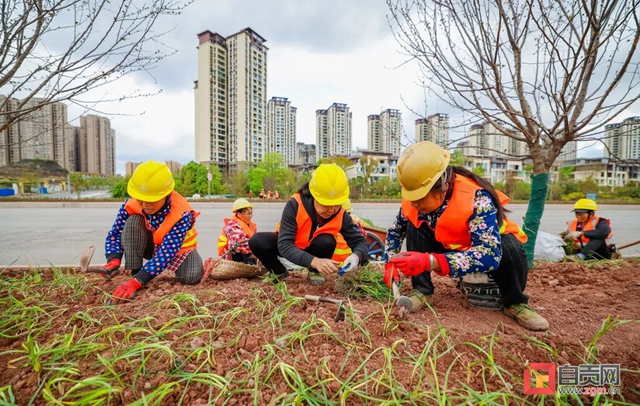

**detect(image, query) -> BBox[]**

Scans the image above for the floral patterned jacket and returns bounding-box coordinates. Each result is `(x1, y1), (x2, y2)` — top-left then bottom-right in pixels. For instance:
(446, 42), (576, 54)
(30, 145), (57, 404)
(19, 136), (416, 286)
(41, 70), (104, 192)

(383, 190), (502, 278)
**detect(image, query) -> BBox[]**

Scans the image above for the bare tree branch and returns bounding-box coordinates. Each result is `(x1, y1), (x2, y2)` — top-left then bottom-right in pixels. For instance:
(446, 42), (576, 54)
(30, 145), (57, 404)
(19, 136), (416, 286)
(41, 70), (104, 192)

(0, 0), (191, 137)
(387, 0), (640, 174)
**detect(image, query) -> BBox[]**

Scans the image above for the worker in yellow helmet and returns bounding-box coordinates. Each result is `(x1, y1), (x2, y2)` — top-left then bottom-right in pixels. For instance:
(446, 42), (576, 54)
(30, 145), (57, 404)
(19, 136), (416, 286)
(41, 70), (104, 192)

(217, 198), (257, 263)
(342, 198), (367, 235)
(564, 199), (617, 260)
(382, 141), (549, 331)
(102, 160), (203, 304)
(249, 164), (369, 286)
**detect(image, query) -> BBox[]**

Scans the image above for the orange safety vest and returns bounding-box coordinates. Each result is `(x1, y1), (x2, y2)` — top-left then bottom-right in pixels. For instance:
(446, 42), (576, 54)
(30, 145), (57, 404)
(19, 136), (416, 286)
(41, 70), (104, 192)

(217, 217), (257, 256)
(333, 234), (352, 262)
(401, 175), (527, 251)
(568, 216), (615, 247)
(332, 215), (368, 262)
(286, 193), (345, 250)
(124, 191), (199, 254)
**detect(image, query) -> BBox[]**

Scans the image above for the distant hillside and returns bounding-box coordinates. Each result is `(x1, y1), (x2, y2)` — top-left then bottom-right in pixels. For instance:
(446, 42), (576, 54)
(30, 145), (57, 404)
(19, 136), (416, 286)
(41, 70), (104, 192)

(0, 159), (69, 179)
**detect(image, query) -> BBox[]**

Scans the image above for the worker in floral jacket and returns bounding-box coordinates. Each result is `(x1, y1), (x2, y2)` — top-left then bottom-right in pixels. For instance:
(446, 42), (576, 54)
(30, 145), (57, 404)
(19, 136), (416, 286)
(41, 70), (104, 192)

(383, 141), (548, 331)
(102, 160), (203, 304)
(217, 198), (257, 264)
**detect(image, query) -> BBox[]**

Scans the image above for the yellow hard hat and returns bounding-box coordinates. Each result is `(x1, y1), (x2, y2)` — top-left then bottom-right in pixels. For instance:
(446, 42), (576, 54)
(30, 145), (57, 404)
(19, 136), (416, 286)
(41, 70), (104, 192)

(573, 198), (598, 212)
(397, 141), (450, 201)
(309, 163), (349, 206)
(127, 160), (175, 201)
(232, 198), (253, 213)
(343, 198), (353, 213)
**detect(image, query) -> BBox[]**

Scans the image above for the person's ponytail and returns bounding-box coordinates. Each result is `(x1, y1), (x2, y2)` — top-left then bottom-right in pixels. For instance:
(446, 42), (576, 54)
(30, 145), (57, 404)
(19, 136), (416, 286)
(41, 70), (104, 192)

(432, 166), (506, 226)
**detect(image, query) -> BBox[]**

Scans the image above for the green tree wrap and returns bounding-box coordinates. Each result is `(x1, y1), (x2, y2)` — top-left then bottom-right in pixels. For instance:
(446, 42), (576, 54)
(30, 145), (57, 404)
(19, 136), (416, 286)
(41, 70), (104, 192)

(522, 173), (550, 268)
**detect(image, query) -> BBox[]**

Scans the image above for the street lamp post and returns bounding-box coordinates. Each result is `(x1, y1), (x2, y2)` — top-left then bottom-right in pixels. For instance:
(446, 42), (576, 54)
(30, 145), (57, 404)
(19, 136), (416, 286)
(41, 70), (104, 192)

(207, 170), (212, 198)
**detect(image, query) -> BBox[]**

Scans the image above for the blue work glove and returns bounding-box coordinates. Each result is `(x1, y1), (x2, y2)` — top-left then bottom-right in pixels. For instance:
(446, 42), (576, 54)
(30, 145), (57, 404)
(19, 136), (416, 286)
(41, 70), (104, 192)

(339, 253), (360, 275)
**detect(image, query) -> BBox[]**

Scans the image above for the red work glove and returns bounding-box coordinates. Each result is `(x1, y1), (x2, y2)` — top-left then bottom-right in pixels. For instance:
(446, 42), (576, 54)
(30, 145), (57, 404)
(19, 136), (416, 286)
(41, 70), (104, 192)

(102, 258), (121, 280)
(388, 251), (432, 277)
(383, 262), (400, 289)
(107, 278), (143, 305)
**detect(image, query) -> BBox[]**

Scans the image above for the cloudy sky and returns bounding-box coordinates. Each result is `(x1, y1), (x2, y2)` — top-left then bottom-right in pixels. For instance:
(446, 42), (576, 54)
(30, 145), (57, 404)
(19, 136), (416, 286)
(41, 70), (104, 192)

(60, 0), (638, 175)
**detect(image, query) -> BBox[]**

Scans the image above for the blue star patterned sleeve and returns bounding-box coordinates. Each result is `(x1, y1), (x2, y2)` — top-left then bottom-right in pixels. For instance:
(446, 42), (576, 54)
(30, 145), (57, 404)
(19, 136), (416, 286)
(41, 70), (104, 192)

(444, 190), (502, 278)
(104, 201), (131, 261)
(139, 212), (193, 278)
(383, 208), (408, 262)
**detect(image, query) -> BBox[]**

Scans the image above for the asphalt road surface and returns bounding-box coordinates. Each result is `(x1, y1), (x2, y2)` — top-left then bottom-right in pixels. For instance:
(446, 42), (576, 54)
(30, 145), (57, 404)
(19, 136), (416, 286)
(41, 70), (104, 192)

(1, 202), (638, 266)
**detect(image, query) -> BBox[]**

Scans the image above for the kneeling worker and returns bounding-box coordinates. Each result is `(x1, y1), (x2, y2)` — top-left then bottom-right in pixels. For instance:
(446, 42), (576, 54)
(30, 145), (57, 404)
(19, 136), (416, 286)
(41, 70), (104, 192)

(383, 141), (548, 331)
(249, 164), (369, 285)
(217, 198), (257, 264)
(564, 198), (616, 260)
(102, 161), (203, 304)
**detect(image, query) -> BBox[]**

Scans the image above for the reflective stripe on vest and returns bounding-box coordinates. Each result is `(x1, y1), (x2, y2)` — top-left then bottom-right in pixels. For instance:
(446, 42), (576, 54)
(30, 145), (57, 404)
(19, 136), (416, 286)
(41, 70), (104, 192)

(292, 193), (345, 250)
(217, 235), (228, 256)
(124, 191), (199, 254)
(332, 233), (352, 262)
(401, 175), (527, 250)
(217, 217), (257, 256)
(568, 216), (615, 247)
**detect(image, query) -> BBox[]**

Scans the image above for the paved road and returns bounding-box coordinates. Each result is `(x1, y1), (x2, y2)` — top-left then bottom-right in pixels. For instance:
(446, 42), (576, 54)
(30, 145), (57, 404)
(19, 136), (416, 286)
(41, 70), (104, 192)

(1, 202), (638, 266)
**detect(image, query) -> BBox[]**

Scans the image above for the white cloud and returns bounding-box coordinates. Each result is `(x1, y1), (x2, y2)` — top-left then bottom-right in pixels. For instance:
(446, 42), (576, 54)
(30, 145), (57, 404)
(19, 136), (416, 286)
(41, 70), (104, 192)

(268, 36), (421, 148)
(52, 0), (640, 173)
(66, 75), (195, 173)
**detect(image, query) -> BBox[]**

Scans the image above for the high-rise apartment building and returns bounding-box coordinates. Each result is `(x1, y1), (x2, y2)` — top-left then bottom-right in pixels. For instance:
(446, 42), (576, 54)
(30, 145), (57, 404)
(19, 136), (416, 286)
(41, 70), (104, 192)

(0, 96), (20, 167)
(64, 124), (79, 171)
(0, 96), (70, 169)
(78, 115), (115, 176)
(0, 96), (115, 175)
(368, 109), (402, 155)
(316, 103), (352, 161)
(415, 114), (449, 147)
(467, 121), (527, 158)
(165, 160), (183, 174)
(194, 28), (268, 174)
(367, 115), (380, 151)
(296, 142), (316, 165)
(605, 116), (640, 160)
(127, 160), (180, 177)
(266, 97), (297, 165)
(557, 140), (578, 162)
(125, 161), (141, 177)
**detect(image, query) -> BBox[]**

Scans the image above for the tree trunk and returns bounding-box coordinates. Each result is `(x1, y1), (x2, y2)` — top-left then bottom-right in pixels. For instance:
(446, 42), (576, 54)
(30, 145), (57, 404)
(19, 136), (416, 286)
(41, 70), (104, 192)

(522, 173), (550, 268)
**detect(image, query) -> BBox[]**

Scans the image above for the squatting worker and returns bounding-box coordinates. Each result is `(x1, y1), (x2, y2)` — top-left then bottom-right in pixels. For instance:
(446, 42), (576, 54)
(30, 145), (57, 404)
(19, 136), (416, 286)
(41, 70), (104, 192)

(383, 141), (549, 331)
(217, 198), (258, 264)
(249, 163), (369, 286)
(102, 160), (203, 304)
(564, 198), (617, 260)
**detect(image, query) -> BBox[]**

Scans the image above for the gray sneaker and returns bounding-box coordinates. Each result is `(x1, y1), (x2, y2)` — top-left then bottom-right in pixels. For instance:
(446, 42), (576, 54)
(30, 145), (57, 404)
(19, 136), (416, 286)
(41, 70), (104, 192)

(503, 303), (549, 331)
(409, 290), (433, 312)
(308, 272), (325, 286)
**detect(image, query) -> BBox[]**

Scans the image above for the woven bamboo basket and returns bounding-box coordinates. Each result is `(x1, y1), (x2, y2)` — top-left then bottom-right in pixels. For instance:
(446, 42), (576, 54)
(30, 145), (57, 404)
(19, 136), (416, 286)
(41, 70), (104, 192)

(201, 257), (266, 283)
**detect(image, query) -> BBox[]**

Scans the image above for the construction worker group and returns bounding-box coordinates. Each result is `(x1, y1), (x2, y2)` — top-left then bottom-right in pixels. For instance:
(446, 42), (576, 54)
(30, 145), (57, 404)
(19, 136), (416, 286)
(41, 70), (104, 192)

(99, 141), (618, 331)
